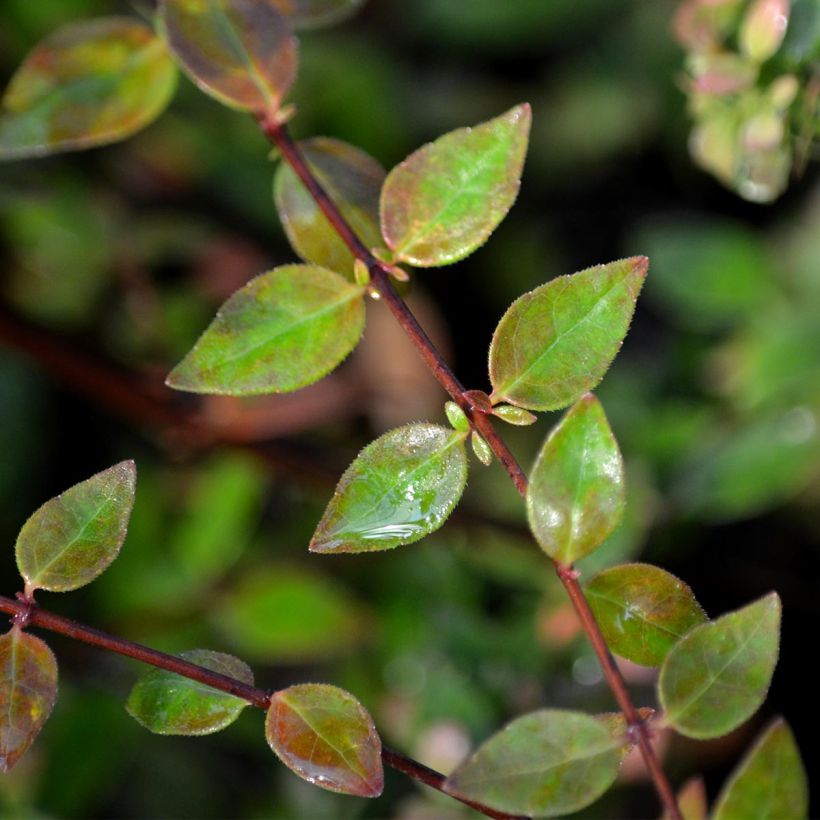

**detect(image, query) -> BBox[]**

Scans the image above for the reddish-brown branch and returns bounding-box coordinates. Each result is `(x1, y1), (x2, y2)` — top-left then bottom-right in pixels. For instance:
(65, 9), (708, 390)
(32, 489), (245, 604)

(0, 594), (521, 820)
(260, 115), (680, 819)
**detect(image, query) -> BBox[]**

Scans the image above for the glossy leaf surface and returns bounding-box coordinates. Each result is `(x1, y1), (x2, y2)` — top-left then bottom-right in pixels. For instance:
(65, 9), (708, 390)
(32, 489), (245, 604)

(275, 137), (384, 278)
(526, 395), (625, 565)
(444, 709), (621, 817)
(380, 104), (531, 266)
(161, 0), (297, 113)
(0, 628), (58, 772)
(0, 18), (176, 160)
(310, 423), (468, 553)
(126, 650), (253, 736)
(16, 461), (136, 593)
(271, 0), (365, 30)
(586, 563), (707, 666)
(489, 257), (647, 411)
(659, 593), (781, 739)
(713, 718), (808, 820)
(266, 683), (383, 797)
(167, 265), (365, 395)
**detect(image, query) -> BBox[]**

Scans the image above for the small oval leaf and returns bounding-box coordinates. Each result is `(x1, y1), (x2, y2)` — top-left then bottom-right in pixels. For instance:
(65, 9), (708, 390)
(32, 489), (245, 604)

(0, 627), (58, 772)
(266, 683), (383, 797)
(713, 718), (807, 820)
(161, 0), (298, 113)
(126, 649), (253, 736)
(526, 395), (625, 565)
(274, 137), (384, 279)
(659, 593), (781, 739)
(489, 257), (648, 411)
(15, 461), (137, 593)
(0, 17), (176, 160)
(271, 0), (365, 29)
(444, 709), (621, 818)
(586, 563), (708, 667)
(310, 423), (468, 554)
(380, 104), (531, 267)
(167, 264), (365, 396)
(668, 776), (708, 820)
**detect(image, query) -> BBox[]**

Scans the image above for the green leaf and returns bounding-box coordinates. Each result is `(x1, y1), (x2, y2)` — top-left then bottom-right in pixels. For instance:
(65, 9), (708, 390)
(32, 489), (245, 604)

(271, 0), (366, 29)
(126, 649), (253, 736)
(471, 431), (493, 466)
(0, 18), (176, 160)
(310, 423), (468, 553)
(492, 405), (537, 426)
(444, 709), (621, 817)
(659, 593), (781, 739)
(713, 718), (808, 820)
(0, 627), (58, 772)
(167, 264), (365, 396)
(274, 137), (384, 279)
(161, 0), (298, 113)
(526, 395), (625, 565)
(266, 683), (383, 797)
(489, 257), (647, 411)
(214, 566), (367, 663)
(15, 461), (137, 593)
(444, 401), (470, 433)
(586, 563), (707, 667)
(380, 104), (531, 266)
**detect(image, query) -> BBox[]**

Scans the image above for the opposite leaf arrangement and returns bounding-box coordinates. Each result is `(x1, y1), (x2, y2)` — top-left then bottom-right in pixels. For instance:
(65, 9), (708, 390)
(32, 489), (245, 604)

(0, 1), (810, 818)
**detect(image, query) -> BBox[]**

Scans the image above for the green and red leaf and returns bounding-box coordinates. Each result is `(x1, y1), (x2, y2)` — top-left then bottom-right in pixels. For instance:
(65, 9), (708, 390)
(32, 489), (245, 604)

(266, 683), (383, 797)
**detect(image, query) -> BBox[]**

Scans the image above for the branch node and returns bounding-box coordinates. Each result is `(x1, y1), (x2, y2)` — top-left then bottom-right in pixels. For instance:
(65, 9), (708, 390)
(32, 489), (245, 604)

(12, 590), (37, 629)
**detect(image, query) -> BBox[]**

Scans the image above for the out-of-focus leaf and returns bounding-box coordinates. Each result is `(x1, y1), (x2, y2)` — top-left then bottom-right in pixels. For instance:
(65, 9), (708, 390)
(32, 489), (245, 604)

(677, 411), (820, 521)
(781, 0), (820, 60)
(274, 137), (384, 279)
(167, 265), (365, 396)
(659, 593), (781, 739)
(270, 0), (365, 29)
(489, 257), (647, 411)
(310, 423), (468, 553)
(266, 683), (383, 797)
(526, 395), (625, 565)
(2, 186), (114, 328)
(215, 566), (366, 662)
(126, 649), (253, 736)
(668, 777), (708, 820)
(0, 627), (58, 772)
(634, 218), (775, 330)
(444, 709), (621, 817)
(739, 0), (790, 62)
(380, 104), (531, 266)
(0, 17), (176, 160)
(713, 718), (808, 820)
(169, 453), (266, 588)
(586, 563), (707, 667)
(15, 461), (136, 593)
(161, 0), (297, 113)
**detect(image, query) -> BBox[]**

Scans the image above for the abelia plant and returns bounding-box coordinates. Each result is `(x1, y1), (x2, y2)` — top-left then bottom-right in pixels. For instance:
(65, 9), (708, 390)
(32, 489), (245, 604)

(0, 0), (811, 817)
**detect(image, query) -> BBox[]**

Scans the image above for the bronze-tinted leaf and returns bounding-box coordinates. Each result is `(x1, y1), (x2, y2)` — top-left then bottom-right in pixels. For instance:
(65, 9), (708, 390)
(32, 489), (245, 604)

(0, 17), (176, 160)
(266, 683), (383, 797)
(161, 0), (297, 113)
(0, 627), (58, 772)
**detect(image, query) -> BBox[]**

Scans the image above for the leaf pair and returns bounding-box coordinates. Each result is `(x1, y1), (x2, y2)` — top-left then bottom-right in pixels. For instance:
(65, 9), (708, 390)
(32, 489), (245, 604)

(1, 463), (137, 772)
(585, 563), (782, 741)
(128, 663), (383, 798)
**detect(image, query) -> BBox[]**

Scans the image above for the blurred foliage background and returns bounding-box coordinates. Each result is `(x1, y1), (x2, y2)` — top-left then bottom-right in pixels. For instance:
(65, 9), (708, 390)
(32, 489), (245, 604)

(0, 0), (818, 817)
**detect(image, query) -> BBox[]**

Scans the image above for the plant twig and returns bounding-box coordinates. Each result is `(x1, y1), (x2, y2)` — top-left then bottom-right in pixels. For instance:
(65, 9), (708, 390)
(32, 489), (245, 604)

(0, 594), (523, 820)
(259, 115), (681, 819)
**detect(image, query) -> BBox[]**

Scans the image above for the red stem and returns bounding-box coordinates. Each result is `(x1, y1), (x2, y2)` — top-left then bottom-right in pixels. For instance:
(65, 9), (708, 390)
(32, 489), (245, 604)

(0, 594), (522, 820)
(260, 115), (680, 819)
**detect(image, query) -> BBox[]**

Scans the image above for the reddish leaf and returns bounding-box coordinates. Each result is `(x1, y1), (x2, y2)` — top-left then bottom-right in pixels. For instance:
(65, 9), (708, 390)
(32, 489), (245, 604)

(266, 683), (383, 797)
(0, 627), (58, 772)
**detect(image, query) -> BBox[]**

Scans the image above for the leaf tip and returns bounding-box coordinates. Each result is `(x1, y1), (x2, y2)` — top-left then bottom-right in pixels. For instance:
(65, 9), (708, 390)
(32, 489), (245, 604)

(631, 255), (650, 277)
